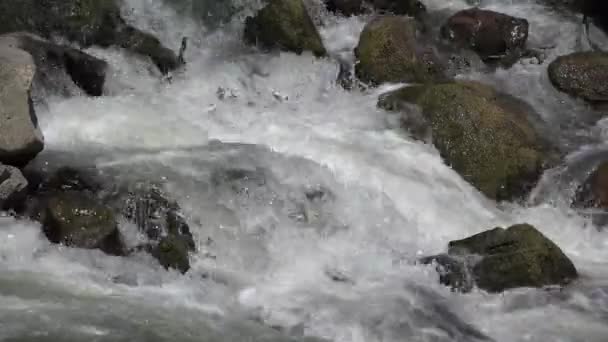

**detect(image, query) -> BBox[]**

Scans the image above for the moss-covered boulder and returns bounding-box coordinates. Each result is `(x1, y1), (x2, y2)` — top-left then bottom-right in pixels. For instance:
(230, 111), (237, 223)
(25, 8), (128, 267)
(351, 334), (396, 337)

(378, 81), (550, 200)
(354, 15), (445, 85)
(29, 168), (194, 273)
(152, 236), (191, 274)
(42, 191), (125, 255)
(423, 224), (578, 293)
(548, 52), (608, 103)
(244, 0), (326, 57)
(0, 0), (180, 74)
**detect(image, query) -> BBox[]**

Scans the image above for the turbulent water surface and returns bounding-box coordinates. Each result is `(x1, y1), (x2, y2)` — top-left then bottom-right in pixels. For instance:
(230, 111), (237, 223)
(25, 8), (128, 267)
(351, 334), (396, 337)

(1, 0), (608, 341)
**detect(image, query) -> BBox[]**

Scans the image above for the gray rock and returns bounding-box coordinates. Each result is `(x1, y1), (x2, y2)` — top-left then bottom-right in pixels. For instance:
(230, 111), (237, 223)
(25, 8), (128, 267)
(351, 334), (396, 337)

(0, 40), (44, 167)
(1, 33), (107, 97)
(0, 163), (27, 209)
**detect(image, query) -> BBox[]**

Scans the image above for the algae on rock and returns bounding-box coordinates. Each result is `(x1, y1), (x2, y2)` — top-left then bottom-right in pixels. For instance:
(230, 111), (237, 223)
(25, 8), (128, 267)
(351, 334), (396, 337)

(355, 15), (445, 85)
(379, 81), (551, 201)
(244, 0), (326, 57)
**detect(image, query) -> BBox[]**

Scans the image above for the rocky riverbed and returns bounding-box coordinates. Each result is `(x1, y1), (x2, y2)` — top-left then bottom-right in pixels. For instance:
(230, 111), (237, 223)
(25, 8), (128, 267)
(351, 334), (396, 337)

(0, 0), (607, 341)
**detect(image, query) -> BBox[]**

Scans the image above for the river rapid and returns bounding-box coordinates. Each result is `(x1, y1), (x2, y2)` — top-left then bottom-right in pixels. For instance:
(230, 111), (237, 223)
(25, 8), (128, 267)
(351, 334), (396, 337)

(1, 0), (607, 341)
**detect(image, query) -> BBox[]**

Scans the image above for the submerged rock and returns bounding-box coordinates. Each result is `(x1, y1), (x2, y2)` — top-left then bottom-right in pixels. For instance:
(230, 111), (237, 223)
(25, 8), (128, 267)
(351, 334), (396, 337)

(28, 167), (195, 273)
(378, 81), (551, 201)
(116, 184), (196, 252)
(440, 8), (529, 65)
(0, 164), (28, 210)
(0, 40), (44, 167)
(41, 191), (125, 255)
(1, 33), (107, 97)
(0, 0), (180, 74)
(244, 0), (327, 57)
(574, 161), (608, 209)
(548, 51), (608, 103)
(152, 235), (191, 274)
(423, 224), (578, 293)
(355, 15), (446, 85)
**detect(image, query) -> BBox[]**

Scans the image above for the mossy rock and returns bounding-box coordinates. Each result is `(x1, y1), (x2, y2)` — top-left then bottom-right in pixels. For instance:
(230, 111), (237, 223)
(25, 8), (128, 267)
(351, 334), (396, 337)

(354, 15), (445, 85)
(449, 224), (578, 292)
(0, 0), (120, 46)
(244, 0), (326, 57)
(378, 81), (550, 201)
(0, 0), (179, 74)
(548, 51), (608, 103)
(42, 191), (125, 255)
(152, 236), (191, 273)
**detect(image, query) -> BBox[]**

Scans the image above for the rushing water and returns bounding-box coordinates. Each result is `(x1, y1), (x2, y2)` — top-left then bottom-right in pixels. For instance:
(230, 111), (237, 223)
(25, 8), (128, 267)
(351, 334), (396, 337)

(1, 0), (608, 341)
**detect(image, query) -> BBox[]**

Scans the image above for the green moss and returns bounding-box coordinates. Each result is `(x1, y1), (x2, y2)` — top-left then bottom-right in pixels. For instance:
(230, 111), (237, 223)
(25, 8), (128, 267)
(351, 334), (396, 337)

(379, 82), (548, 200)
(448, 224), (578, 292)
(43, 191), (122, 253)
(153, 236), (191, 274)
(0, 0), (179, 73)
(548, 51), (608, 102)
(0, 0), (121, 44)
(355, 15), (445, 85)
(244, 0), (326, 56)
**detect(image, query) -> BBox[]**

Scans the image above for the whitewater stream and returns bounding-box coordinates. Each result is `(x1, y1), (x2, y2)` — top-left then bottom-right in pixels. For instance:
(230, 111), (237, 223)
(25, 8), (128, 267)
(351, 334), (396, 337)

(1, 0), (608, 341)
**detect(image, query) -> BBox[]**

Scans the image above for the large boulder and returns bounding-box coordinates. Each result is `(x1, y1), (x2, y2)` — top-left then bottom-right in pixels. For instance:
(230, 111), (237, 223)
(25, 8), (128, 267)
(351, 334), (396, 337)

(548, 52), (608, 103)
(29, 167), (195, 273)
(440, 8), (529, 64)
(0, 41), (44, 167)
(41, 191), (125, 255)
(1, 33), (107, 97)
(354, 15), (446, 85)
(0, 0), (180, 74)
(244, 0), (327, 57)
(422, 224), (578, 293)
(378, 81), (551, 201)
(0, 164), (28, 210)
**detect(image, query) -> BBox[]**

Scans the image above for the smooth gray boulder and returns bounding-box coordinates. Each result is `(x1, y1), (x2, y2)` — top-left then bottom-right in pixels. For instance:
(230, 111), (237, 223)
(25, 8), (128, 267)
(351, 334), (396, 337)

(1, 33), (108, 97)
(0, 40), (44, 167)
